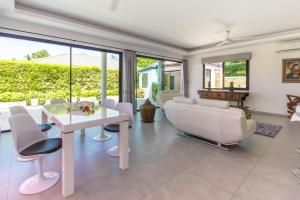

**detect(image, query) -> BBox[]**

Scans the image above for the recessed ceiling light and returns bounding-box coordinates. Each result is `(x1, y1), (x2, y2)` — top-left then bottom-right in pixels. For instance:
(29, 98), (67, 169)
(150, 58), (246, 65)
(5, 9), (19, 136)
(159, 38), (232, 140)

(289, 19), (294, 24)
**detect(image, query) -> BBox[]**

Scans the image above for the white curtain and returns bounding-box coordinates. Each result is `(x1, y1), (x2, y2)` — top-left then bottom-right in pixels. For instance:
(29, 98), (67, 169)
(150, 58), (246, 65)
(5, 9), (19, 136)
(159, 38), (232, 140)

(182, 60), (188, 97)
(122, 50), (137, 113)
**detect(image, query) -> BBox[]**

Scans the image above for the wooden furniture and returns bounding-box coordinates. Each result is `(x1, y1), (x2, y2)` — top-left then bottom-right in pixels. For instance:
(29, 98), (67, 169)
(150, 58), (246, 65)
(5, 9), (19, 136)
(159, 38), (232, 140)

(287, 94), (300, 118)
(42, 103), (129, 197)
(198, 90), (249, 106)
(230, 105), (253, 119)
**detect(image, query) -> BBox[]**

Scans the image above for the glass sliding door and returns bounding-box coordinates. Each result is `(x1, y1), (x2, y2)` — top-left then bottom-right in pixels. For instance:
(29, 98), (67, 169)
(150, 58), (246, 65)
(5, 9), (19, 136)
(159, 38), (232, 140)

(106, 53), (120, 103)
(136, 56), (159, 109)
(0, 36), (70, 131)
(71, 47), (101, 104)
(0, 34), (122, 132)
(163, 61), (182, 92)
(136, 56), (182, 110)
(70, 47), (120, 104)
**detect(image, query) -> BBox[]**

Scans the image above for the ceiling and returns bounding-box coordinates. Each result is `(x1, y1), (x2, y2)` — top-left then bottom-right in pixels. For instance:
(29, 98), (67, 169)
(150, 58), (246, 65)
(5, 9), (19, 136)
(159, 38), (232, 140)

(5, 0), (300, 51)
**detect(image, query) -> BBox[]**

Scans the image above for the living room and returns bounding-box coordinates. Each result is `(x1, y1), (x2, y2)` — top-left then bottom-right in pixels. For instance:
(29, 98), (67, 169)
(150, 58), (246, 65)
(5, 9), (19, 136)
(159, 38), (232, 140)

(0, 0), (300, 200)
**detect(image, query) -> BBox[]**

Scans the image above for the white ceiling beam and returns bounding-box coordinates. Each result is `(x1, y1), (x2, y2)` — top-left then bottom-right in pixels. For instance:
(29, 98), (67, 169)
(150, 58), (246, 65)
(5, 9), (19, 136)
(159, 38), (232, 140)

(189, 29), (300, 55)
(0, 0), (14, 13)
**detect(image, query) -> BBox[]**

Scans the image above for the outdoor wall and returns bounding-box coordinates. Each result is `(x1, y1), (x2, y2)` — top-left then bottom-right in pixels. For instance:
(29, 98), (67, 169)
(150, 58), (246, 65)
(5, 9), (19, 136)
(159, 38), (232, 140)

(188, 42), (300, 115)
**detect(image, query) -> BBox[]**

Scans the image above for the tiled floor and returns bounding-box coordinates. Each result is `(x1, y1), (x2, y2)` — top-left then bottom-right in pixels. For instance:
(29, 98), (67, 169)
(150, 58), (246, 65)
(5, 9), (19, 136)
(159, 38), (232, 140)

(0, 109), (300, 200)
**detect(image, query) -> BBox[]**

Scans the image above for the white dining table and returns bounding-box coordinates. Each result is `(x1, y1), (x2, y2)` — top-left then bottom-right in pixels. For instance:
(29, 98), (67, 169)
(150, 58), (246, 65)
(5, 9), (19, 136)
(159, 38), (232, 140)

(42, 103), (129, 197)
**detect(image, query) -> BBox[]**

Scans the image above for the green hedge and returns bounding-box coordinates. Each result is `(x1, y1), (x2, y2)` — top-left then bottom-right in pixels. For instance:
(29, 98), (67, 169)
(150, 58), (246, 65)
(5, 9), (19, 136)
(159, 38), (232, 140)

(0, 60), (119, 103)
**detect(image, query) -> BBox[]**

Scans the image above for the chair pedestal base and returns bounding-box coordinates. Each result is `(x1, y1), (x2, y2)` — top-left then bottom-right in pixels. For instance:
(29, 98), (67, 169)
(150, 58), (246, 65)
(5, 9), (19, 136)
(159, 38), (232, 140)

(107, 146), (130, 157)
(17, 156), (35, 162)
(93, 133), (112, 142)
(19, 172), (59, 195)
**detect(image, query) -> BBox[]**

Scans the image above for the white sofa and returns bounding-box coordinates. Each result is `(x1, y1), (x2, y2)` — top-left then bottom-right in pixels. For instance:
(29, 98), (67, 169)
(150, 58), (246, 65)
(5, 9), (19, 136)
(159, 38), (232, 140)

(156, 91), (183, 109)
(165, 98), (256, 146)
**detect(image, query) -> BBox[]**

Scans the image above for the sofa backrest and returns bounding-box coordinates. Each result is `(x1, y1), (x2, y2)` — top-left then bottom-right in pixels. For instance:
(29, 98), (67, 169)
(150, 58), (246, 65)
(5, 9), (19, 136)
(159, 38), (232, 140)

(165, 101), (248, 143)
(156, 91), (182, 106)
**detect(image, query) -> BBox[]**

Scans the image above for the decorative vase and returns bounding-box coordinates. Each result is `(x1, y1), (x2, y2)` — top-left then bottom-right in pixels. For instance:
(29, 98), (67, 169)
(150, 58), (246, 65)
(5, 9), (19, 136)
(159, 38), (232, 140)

(140, 98), (156, 123)
(229, 81), (234, 92)
(208, 81), (211, 91)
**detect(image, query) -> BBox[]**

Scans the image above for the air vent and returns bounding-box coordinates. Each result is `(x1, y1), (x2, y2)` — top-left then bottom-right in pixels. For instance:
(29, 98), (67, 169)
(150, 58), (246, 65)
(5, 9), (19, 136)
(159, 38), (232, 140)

(275, 40), (300, 53)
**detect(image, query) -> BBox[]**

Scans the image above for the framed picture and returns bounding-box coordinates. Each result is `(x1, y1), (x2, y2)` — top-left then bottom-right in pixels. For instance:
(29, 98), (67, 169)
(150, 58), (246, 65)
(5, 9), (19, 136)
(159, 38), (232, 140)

(282, 58), (300, 83)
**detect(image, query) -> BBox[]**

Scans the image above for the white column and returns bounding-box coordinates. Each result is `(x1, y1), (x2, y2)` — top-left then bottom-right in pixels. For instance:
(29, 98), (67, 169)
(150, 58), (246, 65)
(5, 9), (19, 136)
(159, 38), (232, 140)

(119, 120), (129, 169)
(62, 131), (74, 197)
(101, 52), (107, 102)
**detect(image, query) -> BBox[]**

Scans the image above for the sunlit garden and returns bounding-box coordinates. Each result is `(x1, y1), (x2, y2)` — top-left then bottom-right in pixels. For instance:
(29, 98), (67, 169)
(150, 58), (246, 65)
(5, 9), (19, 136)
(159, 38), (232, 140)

(0, 60), (119, 105)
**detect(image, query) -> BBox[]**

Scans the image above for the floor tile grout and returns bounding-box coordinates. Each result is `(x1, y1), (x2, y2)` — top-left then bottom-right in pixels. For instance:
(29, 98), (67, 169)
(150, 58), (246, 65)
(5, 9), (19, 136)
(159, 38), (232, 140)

(139, 148), (216, 200)
(230, 132), (276, 200)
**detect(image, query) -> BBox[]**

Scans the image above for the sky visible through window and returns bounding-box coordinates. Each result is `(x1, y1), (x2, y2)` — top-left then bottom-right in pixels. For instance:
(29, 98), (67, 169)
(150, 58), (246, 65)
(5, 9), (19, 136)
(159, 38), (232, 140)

(0, 36), (115, 60)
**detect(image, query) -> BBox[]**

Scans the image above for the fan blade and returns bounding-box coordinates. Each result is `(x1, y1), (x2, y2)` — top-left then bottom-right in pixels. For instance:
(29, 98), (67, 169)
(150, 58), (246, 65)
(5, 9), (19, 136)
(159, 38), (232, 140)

(110, 0), (119, 11)
(216, 41), (226, 47)
(232, 36), (255, 41)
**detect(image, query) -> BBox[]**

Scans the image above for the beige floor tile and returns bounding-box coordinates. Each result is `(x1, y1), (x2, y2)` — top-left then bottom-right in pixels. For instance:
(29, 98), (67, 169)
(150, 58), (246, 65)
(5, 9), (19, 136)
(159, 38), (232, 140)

(233, 171), (300, 200)
(144, 170), (233, 200)
(1, 110), (300, 200)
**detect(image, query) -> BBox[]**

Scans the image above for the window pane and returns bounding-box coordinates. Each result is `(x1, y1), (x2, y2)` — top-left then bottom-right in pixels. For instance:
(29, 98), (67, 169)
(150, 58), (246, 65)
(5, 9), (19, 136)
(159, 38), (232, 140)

(0, 36), (70, 131)
(142, 73), (148, 88)
(224, 60), (247, 88)
(164, 61), (182, 92)
(136, 57), (182, 110)
(107, 53), (120, 102)
(71, 48), (101, 104)
(204, 62), (223, 89)
(136, 56), (159, 109)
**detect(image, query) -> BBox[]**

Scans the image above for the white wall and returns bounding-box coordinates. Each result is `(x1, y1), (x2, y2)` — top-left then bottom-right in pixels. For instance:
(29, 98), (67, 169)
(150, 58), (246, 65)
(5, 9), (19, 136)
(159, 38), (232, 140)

(188, 42), (300, 115)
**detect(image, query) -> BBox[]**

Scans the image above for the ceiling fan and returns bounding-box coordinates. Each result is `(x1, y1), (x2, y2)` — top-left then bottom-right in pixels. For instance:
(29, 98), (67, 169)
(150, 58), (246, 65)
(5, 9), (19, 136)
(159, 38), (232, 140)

(216, 30), (237, 47)
(110, 0), (120, 11)
(216, 30), (252, 47)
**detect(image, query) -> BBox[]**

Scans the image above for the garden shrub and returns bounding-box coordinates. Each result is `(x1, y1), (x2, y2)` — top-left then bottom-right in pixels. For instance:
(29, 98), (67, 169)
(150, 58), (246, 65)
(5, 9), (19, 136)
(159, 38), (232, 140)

(0, 60), (119, 103)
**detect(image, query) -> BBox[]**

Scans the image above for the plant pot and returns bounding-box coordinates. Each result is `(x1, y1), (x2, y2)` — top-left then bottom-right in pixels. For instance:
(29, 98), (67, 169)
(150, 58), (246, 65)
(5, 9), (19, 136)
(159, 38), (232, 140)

(140, 99), (156, 123)
(31, 98), (39, 106)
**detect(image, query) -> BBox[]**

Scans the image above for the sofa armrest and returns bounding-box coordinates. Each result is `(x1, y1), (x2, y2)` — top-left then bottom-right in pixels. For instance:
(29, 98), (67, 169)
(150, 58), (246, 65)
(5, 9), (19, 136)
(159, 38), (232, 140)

(246, 119), (256, 136)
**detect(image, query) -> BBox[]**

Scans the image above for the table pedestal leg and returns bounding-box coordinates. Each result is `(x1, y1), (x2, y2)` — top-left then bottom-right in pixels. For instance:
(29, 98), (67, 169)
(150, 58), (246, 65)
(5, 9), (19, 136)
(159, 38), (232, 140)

(119, 121), (129, 170)
(42, 110), (49, 136)
(42, 110), (48, 124)
(80, 129), (85, 136)
(62, 132), (74, 197)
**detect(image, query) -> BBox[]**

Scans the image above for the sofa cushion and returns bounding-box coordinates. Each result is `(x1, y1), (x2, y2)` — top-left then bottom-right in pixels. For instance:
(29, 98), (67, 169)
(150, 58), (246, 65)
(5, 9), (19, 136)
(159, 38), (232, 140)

(197, 99), (230, 109)
(173, 97), (196, 105)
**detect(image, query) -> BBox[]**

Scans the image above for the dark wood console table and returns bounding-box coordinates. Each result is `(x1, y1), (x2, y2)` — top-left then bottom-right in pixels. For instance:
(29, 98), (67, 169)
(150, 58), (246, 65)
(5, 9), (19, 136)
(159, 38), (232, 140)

(197, 90), (249, 106)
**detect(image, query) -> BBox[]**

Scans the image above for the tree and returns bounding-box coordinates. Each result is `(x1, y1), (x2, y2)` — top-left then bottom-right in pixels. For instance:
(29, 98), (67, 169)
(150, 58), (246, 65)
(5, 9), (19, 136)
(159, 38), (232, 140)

(31, 50), (50, 59)
(25, 54), (31, 61)
(137, 57), (157, 68)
